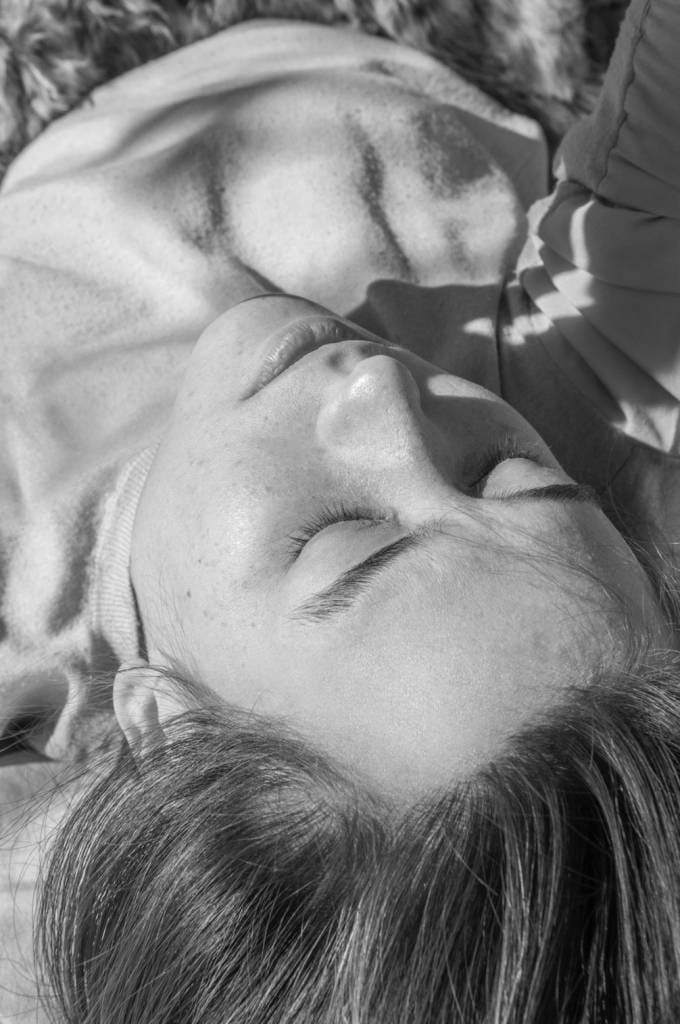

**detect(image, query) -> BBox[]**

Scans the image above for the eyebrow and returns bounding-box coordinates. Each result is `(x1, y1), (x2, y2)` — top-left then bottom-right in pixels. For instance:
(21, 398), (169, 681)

(290, 482), (601, 624)
(291, 533), (423, 623)
(501, 482), (601, 505)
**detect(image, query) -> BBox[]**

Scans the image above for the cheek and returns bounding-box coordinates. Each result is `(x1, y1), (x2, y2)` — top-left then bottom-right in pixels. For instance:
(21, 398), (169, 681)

(170, 528), (276, 686)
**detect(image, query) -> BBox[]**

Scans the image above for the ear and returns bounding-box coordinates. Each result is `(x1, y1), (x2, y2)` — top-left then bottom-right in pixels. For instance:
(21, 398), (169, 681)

(113, 660), (191, 757)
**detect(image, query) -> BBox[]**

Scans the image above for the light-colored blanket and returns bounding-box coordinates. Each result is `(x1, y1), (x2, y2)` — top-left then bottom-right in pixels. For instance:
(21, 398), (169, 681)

(2, 1), (680, 1018)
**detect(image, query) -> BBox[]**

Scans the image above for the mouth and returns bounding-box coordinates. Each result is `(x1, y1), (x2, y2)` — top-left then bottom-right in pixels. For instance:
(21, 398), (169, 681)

(242, 315), (395, 398)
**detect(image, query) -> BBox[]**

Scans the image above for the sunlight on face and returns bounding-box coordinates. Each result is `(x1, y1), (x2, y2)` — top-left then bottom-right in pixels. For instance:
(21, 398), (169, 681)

(130, 295), (662, 799)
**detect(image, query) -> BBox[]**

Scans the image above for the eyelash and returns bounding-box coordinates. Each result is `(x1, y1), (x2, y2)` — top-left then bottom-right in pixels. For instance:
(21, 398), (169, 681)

(286, 501), (390, 557)
(287, 437), (540, 555)
(469, 436), (540, 496)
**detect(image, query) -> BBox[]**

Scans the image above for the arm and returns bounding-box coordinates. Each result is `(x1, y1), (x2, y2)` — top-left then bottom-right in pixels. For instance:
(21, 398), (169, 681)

(521, 0), (680, 451)
(558, 0), (679, 218)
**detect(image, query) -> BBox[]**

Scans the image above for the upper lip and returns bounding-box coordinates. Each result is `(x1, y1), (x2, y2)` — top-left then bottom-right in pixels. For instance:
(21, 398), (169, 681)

(242, 315), (395, 398)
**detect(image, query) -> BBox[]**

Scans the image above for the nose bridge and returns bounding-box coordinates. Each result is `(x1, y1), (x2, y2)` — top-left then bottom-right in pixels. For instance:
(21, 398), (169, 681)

(316, 354), (454, 493)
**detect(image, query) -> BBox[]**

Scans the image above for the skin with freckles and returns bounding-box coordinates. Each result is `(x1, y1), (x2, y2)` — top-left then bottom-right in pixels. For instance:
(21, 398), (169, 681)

(128, 294), (663, 800)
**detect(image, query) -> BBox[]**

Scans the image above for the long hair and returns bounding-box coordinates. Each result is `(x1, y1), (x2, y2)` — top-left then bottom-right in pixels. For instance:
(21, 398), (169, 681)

(36, 648), (680, 1024)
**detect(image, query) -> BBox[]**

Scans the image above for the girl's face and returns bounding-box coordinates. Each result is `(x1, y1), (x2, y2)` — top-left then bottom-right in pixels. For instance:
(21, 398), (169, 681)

(131, 295), (662, 798)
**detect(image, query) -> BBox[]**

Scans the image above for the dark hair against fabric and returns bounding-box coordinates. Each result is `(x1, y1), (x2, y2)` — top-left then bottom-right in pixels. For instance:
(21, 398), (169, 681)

(37, 650), (680, 1024)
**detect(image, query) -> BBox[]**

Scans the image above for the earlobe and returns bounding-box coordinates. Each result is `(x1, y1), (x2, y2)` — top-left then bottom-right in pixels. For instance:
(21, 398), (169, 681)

(113, 660), (190, 757)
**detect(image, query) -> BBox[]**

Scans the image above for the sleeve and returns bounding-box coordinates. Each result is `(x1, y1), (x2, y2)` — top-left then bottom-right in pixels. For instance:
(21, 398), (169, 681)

(520, 0), (680, 453)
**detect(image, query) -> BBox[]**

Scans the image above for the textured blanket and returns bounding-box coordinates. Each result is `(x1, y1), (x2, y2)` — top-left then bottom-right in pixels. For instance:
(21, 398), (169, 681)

(0, 0), (628, 181)
(0, 2), (630, 1021)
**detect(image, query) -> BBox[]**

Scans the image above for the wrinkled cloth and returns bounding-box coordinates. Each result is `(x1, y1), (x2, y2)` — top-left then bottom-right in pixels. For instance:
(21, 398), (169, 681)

(0, 19), (550, 764)
(1, 1), (679, 1015)
(2, 0), (678, 771)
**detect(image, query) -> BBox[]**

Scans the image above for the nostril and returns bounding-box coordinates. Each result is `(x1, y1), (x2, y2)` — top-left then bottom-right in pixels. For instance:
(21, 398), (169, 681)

(348, 354), (422, 403)
(322, 354), (422, 420)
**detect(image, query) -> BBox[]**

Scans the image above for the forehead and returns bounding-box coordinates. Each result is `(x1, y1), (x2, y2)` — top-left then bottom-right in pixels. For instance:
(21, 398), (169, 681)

(269, 528), (624, 751)
(256, 538), (626, 797)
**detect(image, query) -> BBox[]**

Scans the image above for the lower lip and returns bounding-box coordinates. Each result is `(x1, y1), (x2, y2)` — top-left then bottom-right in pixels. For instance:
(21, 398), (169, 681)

(243, 315), (392, 397)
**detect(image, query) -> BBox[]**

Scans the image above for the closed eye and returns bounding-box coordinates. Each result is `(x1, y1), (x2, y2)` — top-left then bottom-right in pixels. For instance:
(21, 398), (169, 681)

(286, 501), (395, 558)
(289, 483), (603, 624)
(288, 438), (544, 556)
(467, 436), (543, 497)
(290, 531), (424, 622)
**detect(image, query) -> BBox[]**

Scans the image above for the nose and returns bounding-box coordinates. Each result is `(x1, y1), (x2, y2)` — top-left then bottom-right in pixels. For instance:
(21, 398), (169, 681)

(316, 354), (449, 478)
